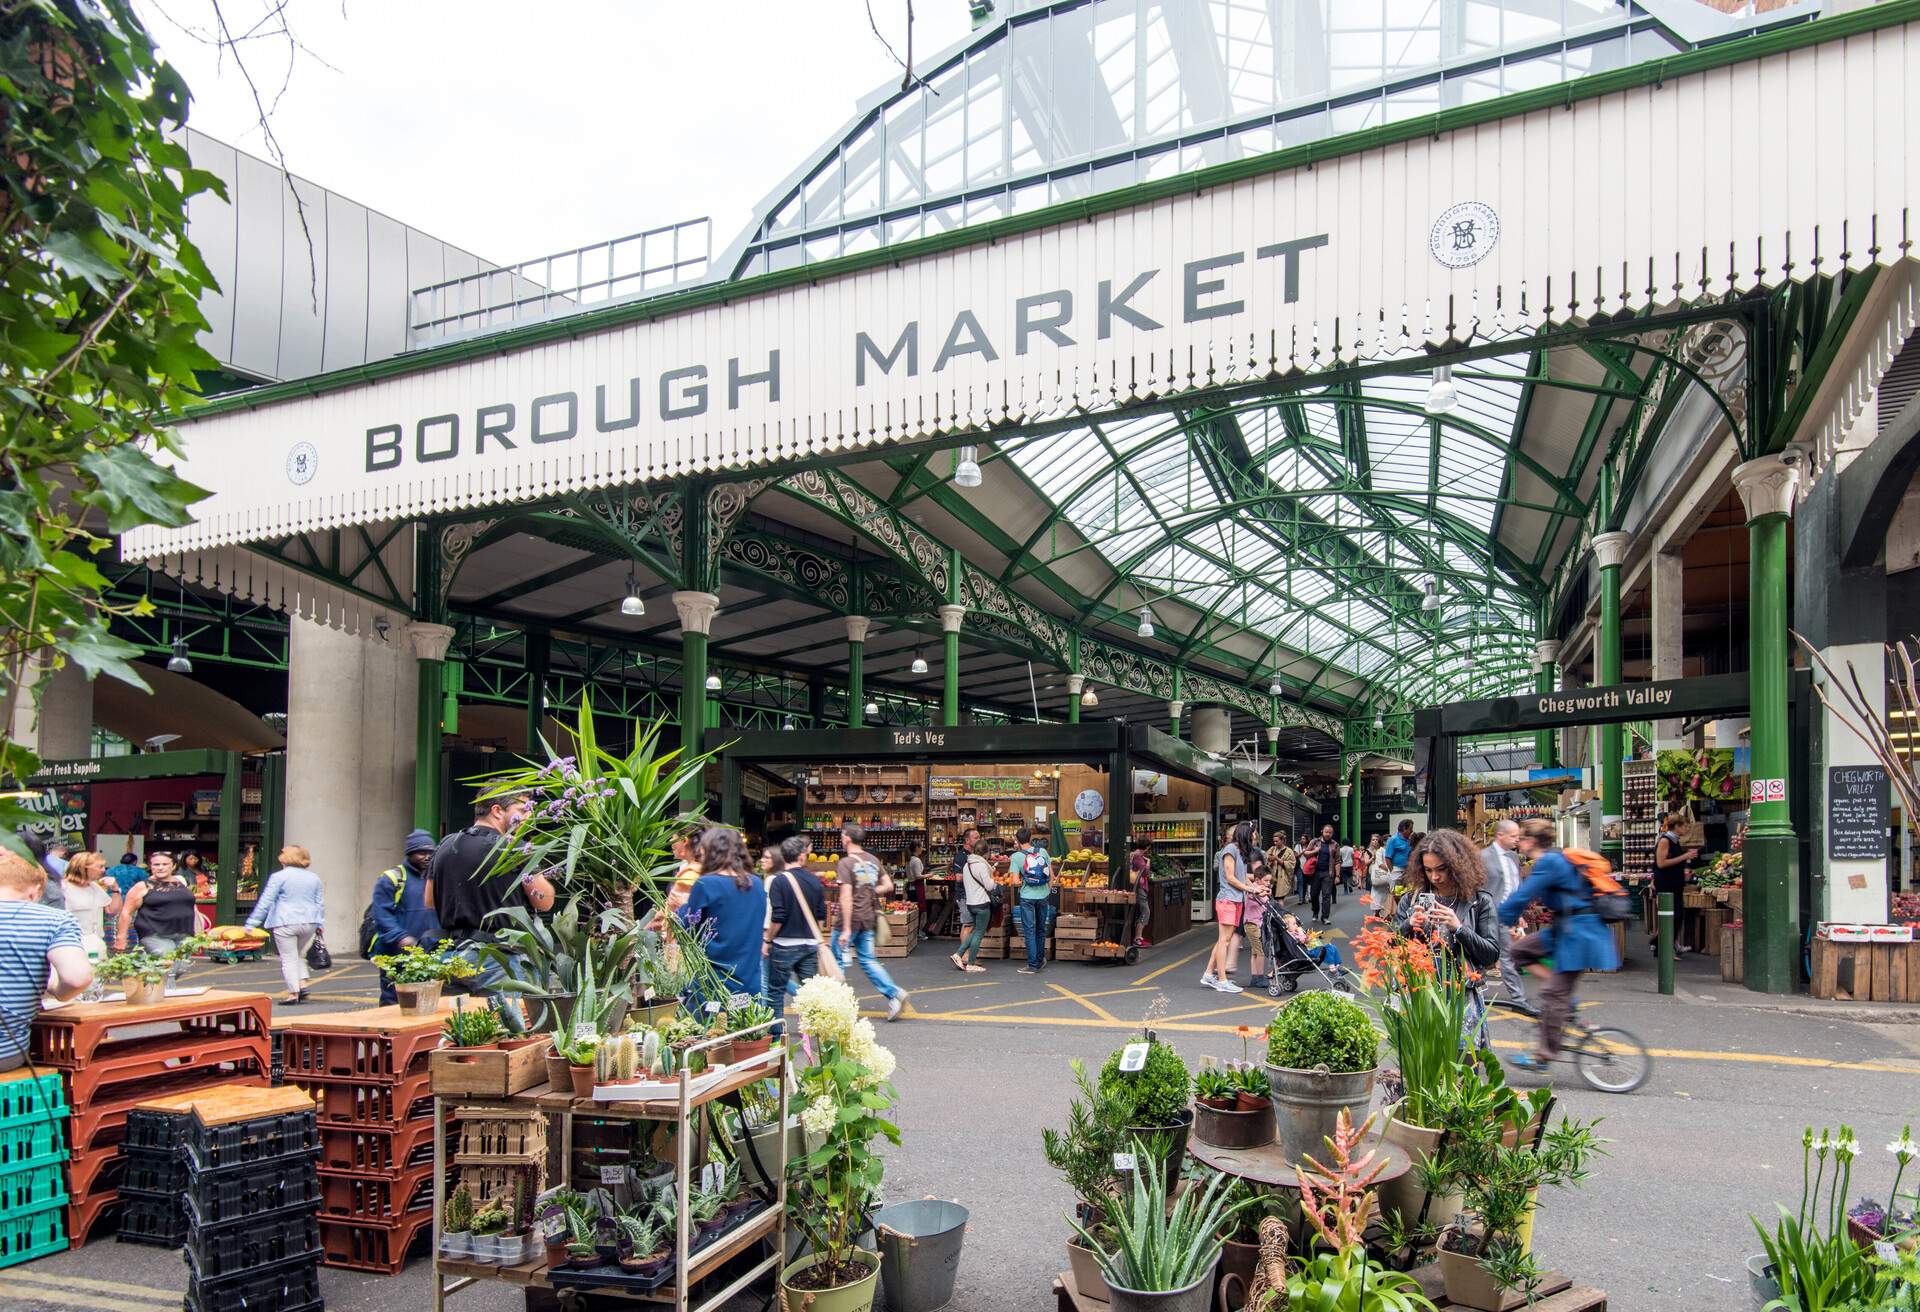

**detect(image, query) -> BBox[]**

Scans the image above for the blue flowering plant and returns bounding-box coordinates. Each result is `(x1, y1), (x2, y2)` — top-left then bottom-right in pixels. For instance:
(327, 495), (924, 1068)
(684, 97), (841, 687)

(473, 696), (712, 913)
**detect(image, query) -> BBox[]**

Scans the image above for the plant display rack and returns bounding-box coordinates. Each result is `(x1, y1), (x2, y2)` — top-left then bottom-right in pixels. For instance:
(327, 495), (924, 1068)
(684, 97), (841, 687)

(28, 989), (272, 1246)
(432, 1022), (789, 1312)
(0, 1069), (70, 1268)
(276, 1001), (455, 1272)
(117, 1083), (323, 1312)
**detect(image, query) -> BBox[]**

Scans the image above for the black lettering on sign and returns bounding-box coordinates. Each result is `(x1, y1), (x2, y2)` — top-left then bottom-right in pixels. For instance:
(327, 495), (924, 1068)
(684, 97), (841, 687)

(475, 403), (516, 452)
(366, 424), (402, 472)
(416, 414), (459, 463)
(531, 393), (578, 444)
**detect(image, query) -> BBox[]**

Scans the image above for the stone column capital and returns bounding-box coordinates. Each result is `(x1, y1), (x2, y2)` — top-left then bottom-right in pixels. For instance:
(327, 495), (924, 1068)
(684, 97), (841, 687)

(1066, 674), (1084, 695)
(844, 615), (872, 645)
(937, 604), (966, 634)
(1337, 783), (1352, 798)
(1168, 700), (1185, 719)
(1265, 725), (1280, 744)
(671, 591), (721, 635)
(405, 621), (457, 662)
(1533, 639), (1561, 667)
(1732, 453), (1801, 521)
(1590, 531), (1632, 571)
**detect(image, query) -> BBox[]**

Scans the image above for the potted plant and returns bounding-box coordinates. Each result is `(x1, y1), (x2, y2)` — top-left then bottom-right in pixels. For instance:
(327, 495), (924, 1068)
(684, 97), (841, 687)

(1232, 1066), (1271, 1114)
(1211, 1177), (1291, 1298)
(731, 1000), (778, 1059)
(1194, 1068), (1236, 1111)
(1285, 1110), (1438, 1312)
(1042, 1059), (1132, 1303)
(469, 1198), (512, 1264)
(480, 894), (650, 1033)
(441, 1182), (476, 1259)
(533, 1188), (586, 1269)
(688, 1186), (726, 1242)
(613, 1204), (666, 1273)
(96, 936), (207, 1005)
(781, 977), (901, 1312)
(441, 1001), (506, 1055)
(1264, 990), (1380, 1168)
(1068, 1141), (1249, 1312)
(704, 1010), (736, 1064)
(560, 1034), (600, 1099)
(1191, 1066), (1270, 1151)
(1750, 1125), (1913, 1311)
(1425, 1090), (1606, 1310)
(371, 942), (477, 1016)
(1098, 1032), (1193, 1189)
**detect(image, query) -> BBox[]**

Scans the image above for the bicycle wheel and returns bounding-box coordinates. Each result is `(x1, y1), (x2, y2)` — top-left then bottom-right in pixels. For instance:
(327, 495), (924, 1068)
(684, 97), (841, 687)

(1573, 1026), (1652, 1093)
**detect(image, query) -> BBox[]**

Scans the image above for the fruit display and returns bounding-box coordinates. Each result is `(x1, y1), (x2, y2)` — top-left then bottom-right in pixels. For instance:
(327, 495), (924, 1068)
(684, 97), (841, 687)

(206, 924), (269, 945)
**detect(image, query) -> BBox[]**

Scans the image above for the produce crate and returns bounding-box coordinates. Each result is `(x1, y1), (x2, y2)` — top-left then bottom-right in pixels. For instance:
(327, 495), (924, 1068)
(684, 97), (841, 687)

(1700, 908), (1726, 957)
(185, 1248), (323, 1312)
(280, 1024), (442, 1082)
(66, 1189), (124, 1247)
(1682, 887), (1716, 910)
(0, 1069), (67, 1124)
(317, 1159), (434, 1220)
(429, 1037), (552, 1098)
(66, 1064), (270, 1160)
(63, 1031), (273, 1106)
(0, 1159), (68, 1215)
(30, 992), (271, 1069)
(182, 1104), (321, 1174)
(318, 1210), (433, 1273)
(120, 1147), (186, 1197)
(454, 1107), (546, 1164)
(1720, 924), (1745, 983)
(287, 1073), (433, 1128)
(183, 1209), (320, 1279)
(1810, 938), (1913, 1002)
(0, 1198), (67, 1269)
(66, 1149), (123, 1200)
(0, 1113), (65, 1172)
(116, 1188), (187, 1247)
(183, 1153), (323, 1227)
(321, 1118), (440, 1174)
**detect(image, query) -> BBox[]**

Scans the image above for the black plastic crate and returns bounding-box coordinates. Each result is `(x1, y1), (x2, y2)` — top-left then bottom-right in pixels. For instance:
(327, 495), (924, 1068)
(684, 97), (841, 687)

(122, 1107), (189, 1155)
(184, 1210), (320, 1280)
(184, 1156), (320, 1229)
(115, 1190), (185, 1247)
(182, 1108), (319, 1172)
(184, 1250), (322, 1312)
(120, 1145), (186, 1196)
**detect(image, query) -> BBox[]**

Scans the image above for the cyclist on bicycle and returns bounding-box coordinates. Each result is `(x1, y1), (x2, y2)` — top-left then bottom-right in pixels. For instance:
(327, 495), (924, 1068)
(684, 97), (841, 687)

(1498, 818), (1618, 1074)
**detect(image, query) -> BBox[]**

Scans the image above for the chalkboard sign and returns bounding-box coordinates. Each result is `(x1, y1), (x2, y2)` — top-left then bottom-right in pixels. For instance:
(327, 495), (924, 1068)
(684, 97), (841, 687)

(1827, 765), (1890, 861)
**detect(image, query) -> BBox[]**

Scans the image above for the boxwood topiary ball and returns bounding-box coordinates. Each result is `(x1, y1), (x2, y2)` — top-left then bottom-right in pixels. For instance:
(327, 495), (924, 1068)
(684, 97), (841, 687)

(1265, 990), (1380, 1074)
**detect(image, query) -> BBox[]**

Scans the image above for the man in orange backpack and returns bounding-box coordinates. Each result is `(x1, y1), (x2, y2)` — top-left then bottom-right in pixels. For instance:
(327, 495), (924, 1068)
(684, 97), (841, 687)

(1497, 818), (1619, 1073)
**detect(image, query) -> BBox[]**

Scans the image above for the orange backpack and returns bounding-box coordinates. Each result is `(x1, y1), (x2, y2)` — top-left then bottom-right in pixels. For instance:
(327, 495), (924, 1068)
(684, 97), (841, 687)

(1561, 848), (1632, 922)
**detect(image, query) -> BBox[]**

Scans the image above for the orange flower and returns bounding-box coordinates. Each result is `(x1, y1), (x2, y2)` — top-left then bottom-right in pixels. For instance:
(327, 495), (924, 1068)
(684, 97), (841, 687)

(1359, 894), (1374, 906)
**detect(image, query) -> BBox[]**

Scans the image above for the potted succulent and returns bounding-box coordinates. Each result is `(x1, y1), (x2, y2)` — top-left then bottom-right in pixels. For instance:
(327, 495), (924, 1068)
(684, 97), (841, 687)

(1098, 1034), (1193, 1189)
(441, 1001), (506, 1056)
(469, 1198), (512, 1264)
(533, 1188), (587, 1269)
(781, 977), (900, 1312)
(1194, 1068), (1236, 1111)
(560, 1033), (600, 1099)
(1068, 1142), (1250, 1312)
(1191, 1066), (1270, 1151)
(688, 1186), (726, 1243)
(441, 1182), (476, 1259)
(1426, 1089), (1606, 1310)
(371, 942), (478, 1016)
(1264, 991), (1381, 1168)
(616, 1205), (667, 1273)
(1041, 1059), (1131, 1303)
(731, 1000), (778, 1060)
(1232, 1066), (1271, 1114)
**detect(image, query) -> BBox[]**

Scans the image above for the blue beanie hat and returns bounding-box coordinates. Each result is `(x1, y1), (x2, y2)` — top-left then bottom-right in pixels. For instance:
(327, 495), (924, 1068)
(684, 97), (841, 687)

(404, 828), (437, 855)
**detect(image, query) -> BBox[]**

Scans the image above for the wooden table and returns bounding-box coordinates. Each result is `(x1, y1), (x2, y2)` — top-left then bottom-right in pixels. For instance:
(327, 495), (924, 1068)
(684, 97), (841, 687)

(1187, 1130), (1413, 1191)
(1053, 1262), (1607, 1311)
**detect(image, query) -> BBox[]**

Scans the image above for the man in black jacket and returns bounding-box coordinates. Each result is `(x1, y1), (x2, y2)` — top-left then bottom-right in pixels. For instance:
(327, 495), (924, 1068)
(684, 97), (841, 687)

(426, 792), (554, 1019)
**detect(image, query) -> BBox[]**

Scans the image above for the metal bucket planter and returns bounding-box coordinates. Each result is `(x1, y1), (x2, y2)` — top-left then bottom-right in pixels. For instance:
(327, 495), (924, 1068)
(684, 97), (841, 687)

(1746, 1254), (1780, 1309)
(395, 980), (443, 1016)
(1123, 1109), (1194, 1190)
(1264, 1064), (1376, 1167)
(1104, 1255), (1219, 1312)
(874, 1199), (968, 1312)
(1193, 1100), (1273, 1151)
(781, 1247), (882, 1312)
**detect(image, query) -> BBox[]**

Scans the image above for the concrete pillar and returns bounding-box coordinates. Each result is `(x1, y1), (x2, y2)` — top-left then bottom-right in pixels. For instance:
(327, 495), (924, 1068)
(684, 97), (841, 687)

(1650, 550), (1687, 745)
(10, 657), (94, 761)
(284, 617), (417, 950)
(1192, 706), (1230, 754)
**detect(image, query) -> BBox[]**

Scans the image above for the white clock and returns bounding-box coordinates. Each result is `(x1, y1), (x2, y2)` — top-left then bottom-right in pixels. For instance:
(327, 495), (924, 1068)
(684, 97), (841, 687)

(1073, 788), (1105, 821)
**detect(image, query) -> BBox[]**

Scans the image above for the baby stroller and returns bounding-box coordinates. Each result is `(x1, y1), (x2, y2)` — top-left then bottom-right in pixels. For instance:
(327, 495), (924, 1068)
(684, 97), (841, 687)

(1259, 901), (1351, 997)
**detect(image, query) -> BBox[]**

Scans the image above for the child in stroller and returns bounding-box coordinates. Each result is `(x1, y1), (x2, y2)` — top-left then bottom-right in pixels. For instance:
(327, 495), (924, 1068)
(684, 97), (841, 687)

(1259, 904), (1349, 996)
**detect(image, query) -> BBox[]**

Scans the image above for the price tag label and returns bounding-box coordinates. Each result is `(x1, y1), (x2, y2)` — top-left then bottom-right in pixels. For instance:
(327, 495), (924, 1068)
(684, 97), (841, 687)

(1196, 1054), (1217, 1071)
(727, 991), (754, 1011)
(599, 1164), (625, 1185)
(705, 1001), (723, 1015)
(1118, 1042), (1148, 1073)
(1875, 1241), (1899, 1263)
(572, 1022), (597, 1041)
(701, 1162), (724, 1191)
(1112, 1152), (1136, 1173)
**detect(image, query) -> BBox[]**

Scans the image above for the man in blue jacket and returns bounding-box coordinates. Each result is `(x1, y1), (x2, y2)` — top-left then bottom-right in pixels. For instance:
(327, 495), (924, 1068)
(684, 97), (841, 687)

(1497, 818), (1618, 1074)
(369, 829), (442, 1005)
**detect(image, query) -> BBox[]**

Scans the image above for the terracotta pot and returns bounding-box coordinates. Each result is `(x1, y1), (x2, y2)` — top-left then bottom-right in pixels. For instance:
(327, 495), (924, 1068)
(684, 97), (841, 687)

(544, 1052), (572, 1093)
(1219, 1234), (1261, 1295)
(568, 1062), (597, 1098)
(1234, 1091), (1270, 1114)
(1438, 1247), (1526, 1312)
(1198, 1096), (1236, 1111)
(500, 1035), (544, 1051)
(734, 1035), (774, 1060)
(543, 1240), (568, 1270)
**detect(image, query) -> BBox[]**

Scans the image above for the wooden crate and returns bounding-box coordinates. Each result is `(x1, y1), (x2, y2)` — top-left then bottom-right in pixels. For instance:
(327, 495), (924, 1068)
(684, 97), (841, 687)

(1809, 939), (1912, 1002)
(1056, 926), (1098, 942)
(1055, 914), (1098, 931)
(1682, 887), (1716, 910)
(1873, 940), (1911, 1003)
(1727, 887), (1744, 916)
(1720, 924), (1744, 983)
(1700, 908), (1726, 957)
(430, 1035), (553, 1098)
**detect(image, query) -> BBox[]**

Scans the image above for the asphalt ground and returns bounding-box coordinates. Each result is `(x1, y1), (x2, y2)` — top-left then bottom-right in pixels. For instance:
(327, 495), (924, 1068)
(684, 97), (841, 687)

(11, 884), (1919, 1312)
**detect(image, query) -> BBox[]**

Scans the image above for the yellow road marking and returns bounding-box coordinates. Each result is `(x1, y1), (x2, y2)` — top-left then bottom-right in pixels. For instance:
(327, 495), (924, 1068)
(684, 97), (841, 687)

(1162, 998), (1283, 1022)
(1047, 982), (1122, 1024)
(0, 1277), (178, 1310)
(1, 1273), (177, 1303)
(1132, 944), (1213, 985)
(896, 980), (1000, 998)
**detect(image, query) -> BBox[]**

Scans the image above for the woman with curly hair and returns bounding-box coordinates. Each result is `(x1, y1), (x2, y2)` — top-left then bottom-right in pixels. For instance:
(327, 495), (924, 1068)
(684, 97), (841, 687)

(1392, 829), (1505, 1046)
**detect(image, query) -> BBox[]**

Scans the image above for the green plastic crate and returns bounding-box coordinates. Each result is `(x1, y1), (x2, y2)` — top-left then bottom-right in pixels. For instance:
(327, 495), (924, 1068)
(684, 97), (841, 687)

(0, 1199), (66, 1270)
(0, 1117), (66, 1171)
(0, 1071), (66, 1126)
(0, 1160), (67, 1213)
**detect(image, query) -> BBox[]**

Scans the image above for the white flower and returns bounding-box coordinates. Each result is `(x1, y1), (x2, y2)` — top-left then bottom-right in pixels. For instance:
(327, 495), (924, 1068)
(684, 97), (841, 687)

(860, 1042), (896, 1085)
(1889, 1129), (1916, 1161)
(793, 977), (859, 1044)
(1813, 1133), (1833, 1156)
(1835, 1131), (1860, 1161)
(799, 1095), (837, 1137)
(845, 1018), (879, 1064)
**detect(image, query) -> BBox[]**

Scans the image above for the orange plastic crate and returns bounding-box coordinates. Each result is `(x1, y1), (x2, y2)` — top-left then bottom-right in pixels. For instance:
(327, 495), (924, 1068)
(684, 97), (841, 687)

(317, 1211), (432, 1273)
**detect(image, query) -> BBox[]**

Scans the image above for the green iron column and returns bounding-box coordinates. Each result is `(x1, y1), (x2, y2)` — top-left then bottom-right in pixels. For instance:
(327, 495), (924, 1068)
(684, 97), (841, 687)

(1266, 725), (1280, 763)
(1067, 674), (1083, 724)
(846, 617), (870, 728)
(1734, 454), (1801, 993)
(938, 604), (965, 727)
(408, 622), (456, 833)
(524, 630), (551, 753)
(1592, 530), (1631, 873)
(1337, 781), (1352, 845)
(1533, 639), (1561, 769)
(673, 591), (719, 808)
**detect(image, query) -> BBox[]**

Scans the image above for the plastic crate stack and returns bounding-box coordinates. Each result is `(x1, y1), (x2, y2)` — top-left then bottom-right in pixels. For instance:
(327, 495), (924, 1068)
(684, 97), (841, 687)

(29, 992), (271, 1246)
(279, 1012), (444, 1273)
(0, 1069), (71, 1268)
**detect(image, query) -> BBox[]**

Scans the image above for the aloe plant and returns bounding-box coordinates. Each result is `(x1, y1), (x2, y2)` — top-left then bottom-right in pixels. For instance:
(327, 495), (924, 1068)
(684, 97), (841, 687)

(1069, 1139), (1251, 1291)
(615, 1206), (665, 1260)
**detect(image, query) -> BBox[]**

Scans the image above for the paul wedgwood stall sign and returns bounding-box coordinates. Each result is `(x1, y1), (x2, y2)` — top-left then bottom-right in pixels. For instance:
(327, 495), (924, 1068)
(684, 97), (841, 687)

(1827, 766), (1890, 862)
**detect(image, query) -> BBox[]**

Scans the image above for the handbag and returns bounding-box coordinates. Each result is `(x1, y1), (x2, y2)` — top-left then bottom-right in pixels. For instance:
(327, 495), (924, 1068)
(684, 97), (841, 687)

(782, 871), (843, 981)
(306, 931), (332, 970)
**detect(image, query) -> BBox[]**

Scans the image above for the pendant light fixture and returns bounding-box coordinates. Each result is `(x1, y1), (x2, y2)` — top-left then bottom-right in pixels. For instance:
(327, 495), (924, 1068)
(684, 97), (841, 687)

(953, 445), (983, 488)
(1267, 674), (1282, 697)
(1373, 712), (1385, 730)
(166, 637), (193, 674)
(1421, 582), (1443, 612)
(781, 715), (796, 731)
(620, 572), (646, 616)
(1080, 684), (1099, 708)
(1136, 607), (1155, 638)
(1424, 364), (1459, 415)
(864, 699), (880, 717)
(704, 672), (722, 692)
(910, 649), (929, 674)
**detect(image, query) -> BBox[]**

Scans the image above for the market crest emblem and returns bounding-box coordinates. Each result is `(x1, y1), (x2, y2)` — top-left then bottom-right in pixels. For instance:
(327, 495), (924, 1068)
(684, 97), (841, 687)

(1429, 201), (1499, 270)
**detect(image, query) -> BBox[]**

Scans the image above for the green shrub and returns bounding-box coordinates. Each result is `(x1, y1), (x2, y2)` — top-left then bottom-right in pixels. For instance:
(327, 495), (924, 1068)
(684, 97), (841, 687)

(1266, 992), (1379, 1074)
(1099, 1038), (1191, 1127)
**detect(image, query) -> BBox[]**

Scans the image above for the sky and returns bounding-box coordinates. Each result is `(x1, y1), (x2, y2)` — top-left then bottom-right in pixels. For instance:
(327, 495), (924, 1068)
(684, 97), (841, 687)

(135, 0), (979, 268)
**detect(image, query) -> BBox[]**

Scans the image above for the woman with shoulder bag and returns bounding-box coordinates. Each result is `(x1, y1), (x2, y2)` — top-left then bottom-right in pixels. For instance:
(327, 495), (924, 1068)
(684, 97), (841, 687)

(953, 841), (996, 973)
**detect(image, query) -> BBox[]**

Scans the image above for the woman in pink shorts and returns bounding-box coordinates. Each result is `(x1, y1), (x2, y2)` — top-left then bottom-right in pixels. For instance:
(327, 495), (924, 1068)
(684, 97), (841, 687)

(1202, 821), (1256, 993)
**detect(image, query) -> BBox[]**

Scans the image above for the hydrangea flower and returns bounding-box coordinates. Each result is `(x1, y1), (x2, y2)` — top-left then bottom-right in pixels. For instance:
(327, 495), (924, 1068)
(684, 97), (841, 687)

(858, 1042), (896, 1087)
(799, 1095), (837, 1137)
(793, 977), (859, 1044)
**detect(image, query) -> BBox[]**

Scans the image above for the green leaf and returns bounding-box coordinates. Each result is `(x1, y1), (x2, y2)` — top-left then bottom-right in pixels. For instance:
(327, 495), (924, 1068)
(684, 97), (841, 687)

(44, 230), (123, 293)
(76, 443), (209, 532)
